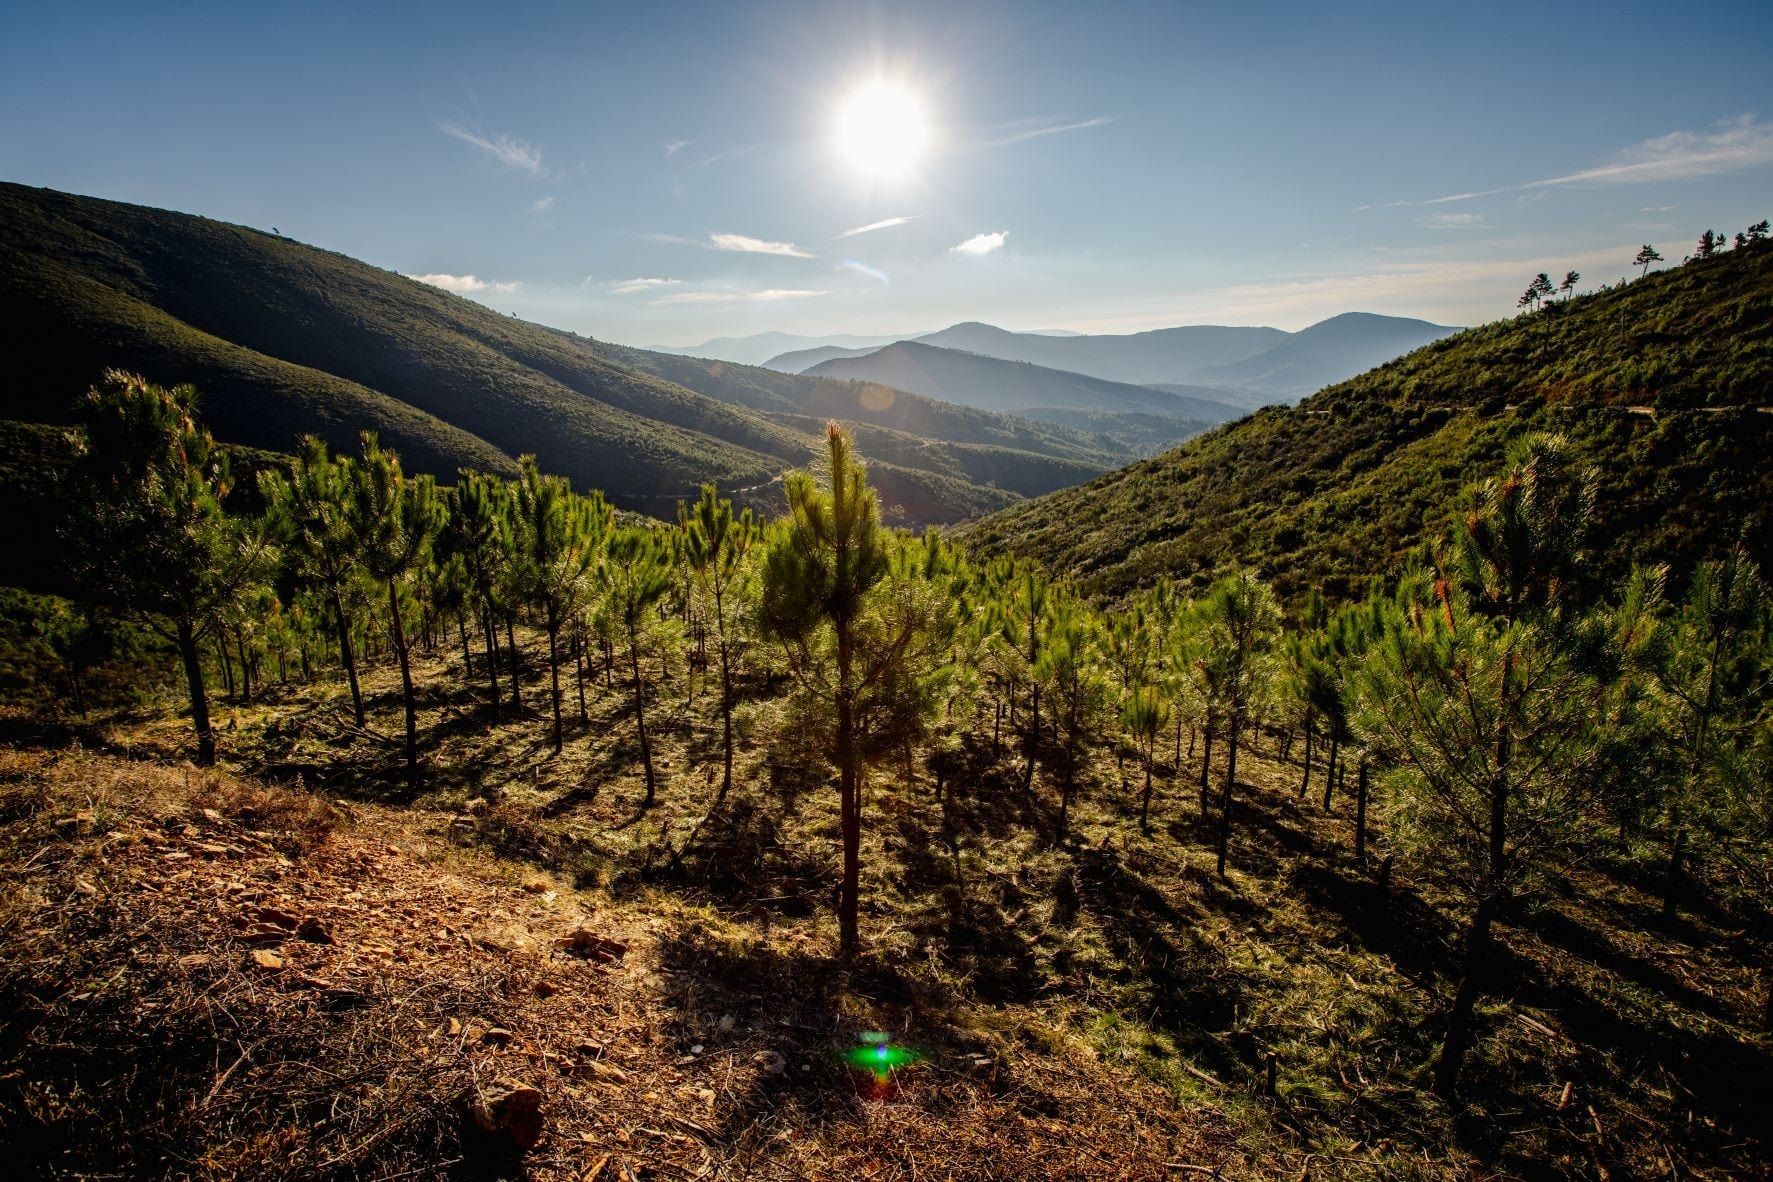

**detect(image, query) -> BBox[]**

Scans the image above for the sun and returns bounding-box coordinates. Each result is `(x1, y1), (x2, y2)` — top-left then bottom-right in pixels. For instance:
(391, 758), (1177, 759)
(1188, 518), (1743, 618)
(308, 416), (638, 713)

(834, 83), (928, 180)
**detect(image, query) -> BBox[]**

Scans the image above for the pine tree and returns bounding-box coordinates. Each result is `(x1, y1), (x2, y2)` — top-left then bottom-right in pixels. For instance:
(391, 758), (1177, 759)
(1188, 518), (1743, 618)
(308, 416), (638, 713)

(1634, 244), (1663, 278)
(1122, 684), (1168, 832)
(1037, 592), (1106, 840)
(604, 526), (674, 808)
(1560, 270), (1580, 300)
(1196, 569), (1280, 875)
(260, 437), (368, 726)
(350, 435), (443, 789)
(1356, 434), (1618, 1100)
(443, 471), (517, 713)
(759, 424), (893, 957)
(64, 372), (266, 765)
(679, 484), (758, 803)
(514, 457), (608, 754)
(1652, 550), (1769, 920)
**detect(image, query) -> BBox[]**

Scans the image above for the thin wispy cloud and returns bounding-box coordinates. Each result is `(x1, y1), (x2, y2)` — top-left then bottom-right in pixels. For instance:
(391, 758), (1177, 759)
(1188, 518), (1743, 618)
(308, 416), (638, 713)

(1421, 114), (1773, 205)
(706, 232), (814, 258)
(1640, 205), (1677, 213)
(651, 288), (827, 306)
(838, 260), (890, 285)
(1419, 211), (1485, 230)
(528, 195), (556, 215)
(609, 277), (680, 294)
(833, 216), (916, 239)
(407, 273), (521, 295)
(439, 122), (545, 175)
(644, 232), (696, 246)
(983, 116), (1114, 147)
(664, 139), (691, 157)
(951, 231), (1008, 256)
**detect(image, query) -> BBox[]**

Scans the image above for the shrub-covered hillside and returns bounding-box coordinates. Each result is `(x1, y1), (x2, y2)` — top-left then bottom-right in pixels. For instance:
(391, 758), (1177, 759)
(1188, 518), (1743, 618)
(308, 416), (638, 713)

(0, 183), (1128, 526)
(960, 236), (1773, 605)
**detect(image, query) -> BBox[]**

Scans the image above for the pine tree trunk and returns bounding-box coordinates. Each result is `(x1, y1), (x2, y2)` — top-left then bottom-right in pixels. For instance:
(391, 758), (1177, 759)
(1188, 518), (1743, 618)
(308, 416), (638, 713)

(1197, 719), (1214, 820)
(1435, 896), (1494, 1100)
(1021, 686), (1040, 794)
(1298, 710), (1314, 798)
(236, 631), (252, 706)
(388, 578), (419, 790)
(1321, 734), (1340, 810)
(717, 631), (735, 804)
(573, 630), (588, 724)
(216, 634), (235, 702)
(546, 605), (563, 755)
(458, 614), (473, 678)
(1355, 759), (1370, 865)
(836, 621), (861, 958)
(177, 617), (217, 766)
(481, 603), (502, 715)
(1217, 710), (1240, 877)
(505, 614), (523, 708)
(1139, 741), (1154, 832)
(628, 616), (657, 808)
(331, 589), (365, 727)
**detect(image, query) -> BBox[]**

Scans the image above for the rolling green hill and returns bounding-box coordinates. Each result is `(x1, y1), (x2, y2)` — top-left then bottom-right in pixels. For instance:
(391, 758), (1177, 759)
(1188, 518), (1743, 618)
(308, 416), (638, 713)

(960, 239), (1773, 605)
(0, 183), (1125, 528)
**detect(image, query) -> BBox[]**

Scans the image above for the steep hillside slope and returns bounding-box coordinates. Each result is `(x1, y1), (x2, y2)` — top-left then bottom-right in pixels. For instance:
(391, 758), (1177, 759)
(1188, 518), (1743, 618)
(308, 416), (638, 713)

(961, 242), (1773, 604)
(0, 184), (1115, 525)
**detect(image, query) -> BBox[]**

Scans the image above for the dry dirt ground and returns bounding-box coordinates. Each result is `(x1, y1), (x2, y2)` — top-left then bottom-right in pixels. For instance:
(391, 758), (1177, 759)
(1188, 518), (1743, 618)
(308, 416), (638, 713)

(2, 642), (1769, 1180)
(0, 746), (1239, 1181)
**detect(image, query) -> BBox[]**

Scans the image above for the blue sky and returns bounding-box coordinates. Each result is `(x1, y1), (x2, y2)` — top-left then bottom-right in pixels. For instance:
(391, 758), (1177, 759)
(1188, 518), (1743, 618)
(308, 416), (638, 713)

(4, 0), (1770, 344)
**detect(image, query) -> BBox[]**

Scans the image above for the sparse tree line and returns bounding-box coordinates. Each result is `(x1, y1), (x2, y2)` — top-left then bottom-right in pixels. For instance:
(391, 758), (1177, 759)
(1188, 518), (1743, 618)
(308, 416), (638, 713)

(1515, 218), (1769, 312)
(56, 370), (1772, 1101)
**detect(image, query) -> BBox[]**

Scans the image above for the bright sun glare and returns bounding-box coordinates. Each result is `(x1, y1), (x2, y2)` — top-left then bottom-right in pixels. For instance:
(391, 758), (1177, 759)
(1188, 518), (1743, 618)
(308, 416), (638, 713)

(835, 83), (928, 180)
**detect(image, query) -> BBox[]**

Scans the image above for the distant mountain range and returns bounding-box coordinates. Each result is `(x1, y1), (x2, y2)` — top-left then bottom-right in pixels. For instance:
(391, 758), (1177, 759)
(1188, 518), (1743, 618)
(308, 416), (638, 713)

(799, 341), (1247, 453)
(753, 314), (1460, 405)
(652, 330), (929, 368)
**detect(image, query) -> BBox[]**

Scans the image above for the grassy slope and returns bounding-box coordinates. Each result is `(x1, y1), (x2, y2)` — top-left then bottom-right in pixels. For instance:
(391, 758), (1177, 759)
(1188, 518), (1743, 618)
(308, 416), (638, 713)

(960, 242), (1773, 604)
(0, 183), (1117, 524)
(3, 635), (1765, 1180)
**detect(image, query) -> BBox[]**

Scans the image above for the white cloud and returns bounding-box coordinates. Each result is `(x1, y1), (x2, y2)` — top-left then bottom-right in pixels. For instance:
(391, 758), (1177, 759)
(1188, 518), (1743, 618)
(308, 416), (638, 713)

(609, 277), (680, 294)
(1423, 114), (1773, 205)
(529, 195), (556, 215)
(950, 231), (1008, 256)
(1640, 205), (1677, 213)
(406, 273), (521, 295)
(439, 122), (545, 175)
(644, 232), (696, 246)
(706, 232), (814, 258)
(665, 139), (691, 157)
(834, 216), (916, 239)
(651, 288), (827, 306)
(1419, 211), (1485, 230)
(984, 117), (1114, 147)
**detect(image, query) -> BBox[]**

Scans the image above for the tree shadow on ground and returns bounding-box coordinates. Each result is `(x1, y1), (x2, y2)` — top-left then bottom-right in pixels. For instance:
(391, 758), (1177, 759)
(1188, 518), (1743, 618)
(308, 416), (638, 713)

(649, 926), (1022, 1166)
